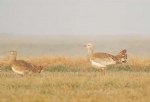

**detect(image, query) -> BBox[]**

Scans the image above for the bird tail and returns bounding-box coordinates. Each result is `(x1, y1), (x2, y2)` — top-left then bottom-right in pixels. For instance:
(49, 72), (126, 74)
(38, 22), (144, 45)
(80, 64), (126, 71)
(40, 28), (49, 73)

(116, 49), (127, 63)
(32, 65), (43, 73)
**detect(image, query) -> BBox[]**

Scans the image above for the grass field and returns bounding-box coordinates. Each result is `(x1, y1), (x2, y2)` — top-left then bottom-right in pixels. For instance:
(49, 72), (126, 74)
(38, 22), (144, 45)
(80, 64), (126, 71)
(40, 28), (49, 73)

(0, 34), (150, 102)
(0, 55), (150, 102)
(0, 71), (150, 102)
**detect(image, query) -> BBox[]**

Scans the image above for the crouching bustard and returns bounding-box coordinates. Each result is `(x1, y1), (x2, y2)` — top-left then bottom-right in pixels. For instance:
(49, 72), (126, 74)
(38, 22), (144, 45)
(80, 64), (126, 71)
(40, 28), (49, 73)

(84, 43), (127, 75)
(9, 50), (43, 75)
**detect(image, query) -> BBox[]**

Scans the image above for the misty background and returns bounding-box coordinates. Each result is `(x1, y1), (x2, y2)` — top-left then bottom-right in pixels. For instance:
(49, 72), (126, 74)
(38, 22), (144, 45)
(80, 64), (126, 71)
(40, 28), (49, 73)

(0, 0), (150, 57)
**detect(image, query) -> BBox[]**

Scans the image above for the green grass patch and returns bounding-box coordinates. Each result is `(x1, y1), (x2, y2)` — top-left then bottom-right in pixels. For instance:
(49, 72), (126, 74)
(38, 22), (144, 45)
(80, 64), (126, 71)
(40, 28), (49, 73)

(0, 64), (11, 72)
(106, 64), (150, 72)
(45, 65), (80, 72)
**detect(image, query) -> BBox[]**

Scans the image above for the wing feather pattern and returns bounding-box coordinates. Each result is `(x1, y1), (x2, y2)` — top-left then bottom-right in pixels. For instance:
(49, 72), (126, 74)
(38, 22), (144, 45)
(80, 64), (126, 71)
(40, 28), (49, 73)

(91, 53), (117, 65)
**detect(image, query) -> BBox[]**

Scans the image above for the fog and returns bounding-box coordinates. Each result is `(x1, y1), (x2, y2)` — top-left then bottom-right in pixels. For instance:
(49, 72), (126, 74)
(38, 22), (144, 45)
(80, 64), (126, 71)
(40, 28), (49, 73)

(0, 34), (150, 57)
(0, 1), (150, 57)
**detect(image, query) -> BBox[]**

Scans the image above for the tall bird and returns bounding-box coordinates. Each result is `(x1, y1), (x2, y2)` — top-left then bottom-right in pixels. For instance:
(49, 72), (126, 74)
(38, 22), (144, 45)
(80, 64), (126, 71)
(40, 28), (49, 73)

(84, 43), (127, 75)
(9, 50), (43, 75)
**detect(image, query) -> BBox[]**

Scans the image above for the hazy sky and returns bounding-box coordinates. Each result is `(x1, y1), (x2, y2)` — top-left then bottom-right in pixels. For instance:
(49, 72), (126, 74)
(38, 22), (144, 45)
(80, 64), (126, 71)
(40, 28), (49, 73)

(0, 0), (150, 35)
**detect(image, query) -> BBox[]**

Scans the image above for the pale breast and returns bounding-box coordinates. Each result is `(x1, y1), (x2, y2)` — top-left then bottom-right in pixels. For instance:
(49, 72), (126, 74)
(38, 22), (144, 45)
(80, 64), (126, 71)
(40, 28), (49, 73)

(12, 67), (25, 75)
(91, 60), (106, 68)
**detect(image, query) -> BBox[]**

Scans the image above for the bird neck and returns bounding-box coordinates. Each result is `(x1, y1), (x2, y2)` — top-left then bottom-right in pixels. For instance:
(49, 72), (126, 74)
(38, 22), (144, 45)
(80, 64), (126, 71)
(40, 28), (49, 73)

(9, 53), (17, 64)
(87, 49), (93, 61)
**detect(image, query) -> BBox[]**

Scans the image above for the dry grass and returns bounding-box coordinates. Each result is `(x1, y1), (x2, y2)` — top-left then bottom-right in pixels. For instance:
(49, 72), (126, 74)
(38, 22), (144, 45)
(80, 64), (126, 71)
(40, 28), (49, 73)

(0, 71), (150, 102)
(1, 55), (150, 71)
(24, 55), (150, 71)
(128, 56), (150, 69)
(0, 55), (150, 102)
(25, 55), (90, 69)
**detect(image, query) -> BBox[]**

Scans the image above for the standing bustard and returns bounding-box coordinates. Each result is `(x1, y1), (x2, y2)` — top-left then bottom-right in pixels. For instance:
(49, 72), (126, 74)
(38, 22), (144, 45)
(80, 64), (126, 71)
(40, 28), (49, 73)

(9, 50), (43, 75)
(84, 43), (127, 75)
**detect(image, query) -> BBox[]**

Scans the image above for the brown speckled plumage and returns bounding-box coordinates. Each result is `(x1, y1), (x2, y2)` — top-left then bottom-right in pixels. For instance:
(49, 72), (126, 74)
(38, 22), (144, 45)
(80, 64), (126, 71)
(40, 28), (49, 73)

(84, 43), (127, 75)
(9, 50), (43, 75)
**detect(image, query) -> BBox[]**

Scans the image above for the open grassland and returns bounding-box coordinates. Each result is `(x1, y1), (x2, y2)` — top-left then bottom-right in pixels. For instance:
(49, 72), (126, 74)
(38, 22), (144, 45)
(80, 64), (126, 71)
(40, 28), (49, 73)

(0, 55), (150, 102)
(0, 34), (150, 102)
(0, 71), (150, 102)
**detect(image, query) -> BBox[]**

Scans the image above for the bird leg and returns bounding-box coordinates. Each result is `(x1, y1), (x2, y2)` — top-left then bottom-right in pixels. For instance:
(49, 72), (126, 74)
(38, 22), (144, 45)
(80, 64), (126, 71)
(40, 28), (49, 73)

(94, 66), (105, 76)
(100, 68), (105, 76)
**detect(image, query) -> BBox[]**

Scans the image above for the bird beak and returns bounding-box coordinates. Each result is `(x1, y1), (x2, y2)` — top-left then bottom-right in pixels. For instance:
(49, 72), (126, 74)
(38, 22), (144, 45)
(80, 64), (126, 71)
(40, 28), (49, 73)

(84, 45), (86, 47)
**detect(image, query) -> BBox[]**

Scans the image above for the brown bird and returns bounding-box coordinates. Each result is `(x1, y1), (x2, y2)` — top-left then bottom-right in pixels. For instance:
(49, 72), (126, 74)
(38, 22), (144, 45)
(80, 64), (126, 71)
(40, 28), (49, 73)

(84, 43), (127, 75)
(9, 50), (43, 75)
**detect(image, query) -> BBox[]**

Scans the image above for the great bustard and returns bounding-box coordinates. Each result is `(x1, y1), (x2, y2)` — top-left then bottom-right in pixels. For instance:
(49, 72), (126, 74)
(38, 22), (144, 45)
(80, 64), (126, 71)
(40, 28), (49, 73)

(84, 43), (127, 75)
(9, 50), (43, 75)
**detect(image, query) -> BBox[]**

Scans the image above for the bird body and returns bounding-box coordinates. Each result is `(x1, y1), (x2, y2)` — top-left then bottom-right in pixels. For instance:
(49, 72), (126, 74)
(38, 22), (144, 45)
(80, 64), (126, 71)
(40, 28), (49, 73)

(9, 50), (43, 75)
(84, 43), (127, 75)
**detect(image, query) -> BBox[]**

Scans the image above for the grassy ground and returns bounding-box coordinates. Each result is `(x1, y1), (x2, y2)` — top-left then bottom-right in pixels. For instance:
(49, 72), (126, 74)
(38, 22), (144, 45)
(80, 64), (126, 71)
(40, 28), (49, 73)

(0, 71), (150, 102)
(0, 55), (150, 102)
